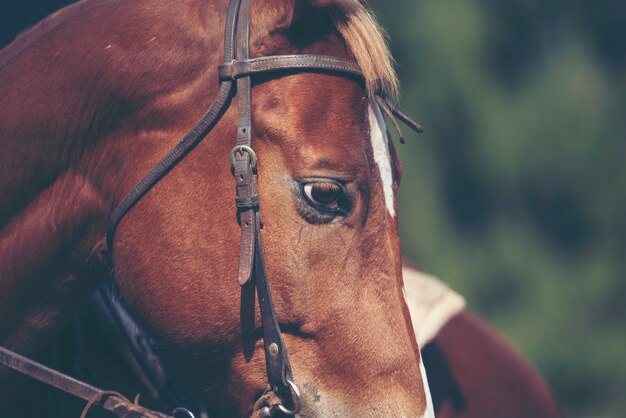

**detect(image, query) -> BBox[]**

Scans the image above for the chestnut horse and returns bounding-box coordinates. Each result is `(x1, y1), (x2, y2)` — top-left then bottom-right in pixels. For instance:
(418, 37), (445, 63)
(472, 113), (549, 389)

(0, 0), (432, 417)
(402, 265), (562, 418)
(0, 1), (564, 418)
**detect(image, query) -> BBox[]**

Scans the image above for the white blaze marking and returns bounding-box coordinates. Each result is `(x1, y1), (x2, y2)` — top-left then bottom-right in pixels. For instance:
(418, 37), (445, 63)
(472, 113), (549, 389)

(419, 355), (436, 418)
(370, 105), (432, 417)
(368, 103), (396, 218)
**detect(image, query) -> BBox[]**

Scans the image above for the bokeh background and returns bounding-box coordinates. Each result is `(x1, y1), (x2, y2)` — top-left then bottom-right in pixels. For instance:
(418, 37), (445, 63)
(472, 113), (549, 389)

(371, 1), (626, 417)
(2, 1), (624, 417)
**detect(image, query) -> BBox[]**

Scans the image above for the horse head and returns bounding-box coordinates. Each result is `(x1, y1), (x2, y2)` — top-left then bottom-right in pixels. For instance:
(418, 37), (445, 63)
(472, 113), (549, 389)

(0, 0), (432, 417)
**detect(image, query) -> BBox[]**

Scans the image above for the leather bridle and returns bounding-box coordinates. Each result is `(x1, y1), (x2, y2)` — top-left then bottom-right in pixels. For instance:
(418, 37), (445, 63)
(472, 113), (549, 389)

(106, 0), (363, 414)
(0, 0), (422, 416)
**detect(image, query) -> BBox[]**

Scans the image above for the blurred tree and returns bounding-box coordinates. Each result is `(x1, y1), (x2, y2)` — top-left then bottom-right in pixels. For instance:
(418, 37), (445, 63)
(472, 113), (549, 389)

(373, 1), (626, 417)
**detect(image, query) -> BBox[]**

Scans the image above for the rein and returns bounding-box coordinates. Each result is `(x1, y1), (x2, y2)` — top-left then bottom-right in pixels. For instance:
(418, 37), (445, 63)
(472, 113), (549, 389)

(0, 346), (171, 418)
(0, 0), (422, 416)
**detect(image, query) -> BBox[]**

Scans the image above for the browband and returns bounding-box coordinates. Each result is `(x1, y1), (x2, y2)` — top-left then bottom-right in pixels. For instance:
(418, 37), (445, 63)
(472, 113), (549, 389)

(218, 55), (362, 81)
(107, 62), (363, 248)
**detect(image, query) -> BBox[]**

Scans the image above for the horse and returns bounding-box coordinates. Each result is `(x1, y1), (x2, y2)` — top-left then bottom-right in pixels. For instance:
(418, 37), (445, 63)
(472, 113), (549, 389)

(0, 2), (560, 418)
(402, 265), (562, 418)
(0, 0), (433, 417)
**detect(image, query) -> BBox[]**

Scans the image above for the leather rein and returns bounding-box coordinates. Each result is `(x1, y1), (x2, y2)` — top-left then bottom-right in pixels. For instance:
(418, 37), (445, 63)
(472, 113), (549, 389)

(0, 0), (422, 416)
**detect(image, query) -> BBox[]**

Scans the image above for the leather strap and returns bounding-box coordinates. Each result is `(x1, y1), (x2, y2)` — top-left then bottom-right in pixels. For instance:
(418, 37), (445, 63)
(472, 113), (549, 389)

(0, 346), (172, 418)
(375, 96), (423, 144)
(89, 284), (208, 416)
(106, 0), (243, 248)
(254, 228), (293, 390)
(231, 0), (293, 392)
(234, 0), (256, 286)
(218, 55), (362, 81)
(1, 0), (428, 415)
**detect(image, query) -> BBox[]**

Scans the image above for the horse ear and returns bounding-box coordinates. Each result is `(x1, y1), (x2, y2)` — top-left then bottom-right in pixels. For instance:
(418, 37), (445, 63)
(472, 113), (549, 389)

(285, 0), (365, 29)
(260, 0), (332, 37)
(263, 0), (373, 34)
(255, 0), (344, 32)
(268, 0), (297, 31)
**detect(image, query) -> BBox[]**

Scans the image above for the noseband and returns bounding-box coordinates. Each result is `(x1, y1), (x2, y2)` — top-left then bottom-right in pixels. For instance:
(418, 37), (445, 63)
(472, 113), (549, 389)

(0, 0), (421, 416)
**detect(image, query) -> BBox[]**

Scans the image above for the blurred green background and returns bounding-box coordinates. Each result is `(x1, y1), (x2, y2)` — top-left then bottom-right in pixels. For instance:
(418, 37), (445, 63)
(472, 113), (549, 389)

(372, 1), (626, 417)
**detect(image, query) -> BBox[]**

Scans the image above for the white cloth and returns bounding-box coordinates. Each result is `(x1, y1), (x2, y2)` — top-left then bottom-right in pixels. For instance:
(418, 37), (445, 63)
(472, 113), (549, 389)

(402, 266), (466, 347)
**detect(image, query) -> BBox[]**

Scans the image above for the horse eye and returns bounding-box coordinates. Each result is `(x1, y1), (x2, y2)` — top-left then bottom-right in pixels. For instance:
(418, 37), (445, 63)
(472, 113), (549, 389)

(303, 182), (343, 210)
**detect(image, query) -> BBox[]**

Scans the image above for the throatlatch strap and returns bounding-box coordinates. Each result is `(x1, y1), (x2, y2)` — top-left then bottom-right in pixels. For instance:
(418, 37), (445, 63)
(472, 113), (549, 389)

(106, 0), (243, 249)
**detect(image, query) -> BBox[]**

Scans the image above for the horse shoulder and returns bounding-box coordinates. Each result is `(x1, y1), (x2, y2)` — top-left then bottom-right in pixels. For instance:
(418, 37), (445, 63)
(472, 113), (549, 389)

(422, 310), (563, 418)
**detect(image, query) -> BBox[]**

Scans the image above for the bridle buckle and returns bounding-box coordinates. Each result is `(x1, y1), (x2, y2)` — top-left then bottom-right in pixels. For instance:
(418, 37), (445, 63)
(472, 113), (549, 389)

(230, 145), (257, 172)
(256, 379), (302, 417)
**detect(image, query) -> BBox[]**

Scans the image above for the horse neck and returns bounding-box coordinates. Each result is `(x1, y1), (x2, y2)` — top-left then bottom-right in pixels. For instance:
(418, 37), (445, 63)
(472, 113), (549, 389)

(0, 41), (113, 374)
(0, 0), (227, 371)
(1, 0), (229, 231)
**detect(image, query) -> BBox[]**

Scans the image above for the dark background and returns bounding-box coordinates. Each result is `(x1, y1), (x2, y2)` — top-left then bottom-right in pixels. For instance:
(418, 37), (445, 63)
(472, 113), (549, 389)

(2, 1), (625, 417)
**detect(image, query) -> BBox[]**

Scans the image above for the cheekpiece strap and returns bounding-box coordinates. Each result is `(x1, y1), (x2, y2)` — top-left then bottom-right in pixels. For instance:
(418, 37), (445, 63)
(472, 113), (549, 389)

(231, 0), (294, 395)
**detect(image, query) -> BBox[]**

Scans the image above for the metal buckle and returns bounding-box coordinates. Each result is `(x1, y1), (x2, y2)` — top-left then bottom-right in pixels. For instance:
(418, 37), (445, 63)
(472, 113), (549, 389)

(230, 145), (257, 172)
(274, 379), (302, 416)
(257, 379), (302, 417)
(172, 407), (196, 418)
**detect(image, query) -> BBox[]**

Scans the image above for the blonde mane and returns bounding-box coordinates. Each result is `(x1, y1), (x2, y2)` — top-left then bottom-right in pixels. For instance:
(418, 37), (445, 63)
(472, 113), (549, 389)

(329, 1), (399, 100)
